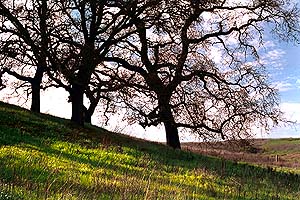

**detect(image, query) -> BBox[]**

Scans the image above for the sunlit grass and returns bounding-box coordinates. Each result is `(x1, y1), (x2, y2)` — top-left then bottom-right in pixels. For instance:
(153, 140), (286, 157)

(263, 138), (300, 155)
(0, 101), (300, 199)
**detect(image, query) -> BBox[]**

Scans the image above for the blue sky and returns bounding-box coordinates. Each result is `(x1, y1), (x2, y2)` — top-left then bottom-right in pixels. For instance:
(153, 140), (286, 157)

(264, 37), (300, 138)
(272, 43), (300, 103)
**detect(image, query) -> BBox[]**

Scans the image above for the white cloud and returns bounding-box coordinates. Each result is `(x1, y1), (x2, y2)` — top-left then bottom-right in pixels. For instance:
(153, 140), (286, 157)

(272, 78), (300, 92)
(267, 126), (300, 138)
(261, 49), (286, 70)
(296, 79), (300, 89)
(280, 102), (300, 122)
(273, 81), (293, 92)
(263, 40), (276, 48)
(264, 49), (286, 60)
(258, 102), (300, 138)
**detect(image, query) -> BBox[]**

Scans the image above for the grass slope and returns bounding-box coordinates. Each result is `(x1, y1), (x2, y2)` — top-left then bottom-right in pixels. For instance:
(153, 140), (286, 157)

(0, 101), (300, 199)
(183, 138), (300, 172)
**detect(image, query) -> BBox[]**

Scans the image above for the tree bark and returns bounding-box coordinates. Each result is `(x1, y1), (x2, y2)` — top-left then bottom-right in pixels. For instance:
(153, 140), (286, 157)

(84, 96), (101, 124)
(164, 119), (181, 149)
(30, 81), (41, 112)
(30, 65), (45, 113)
(70, 83), (84, 126)
(84, 106), (95, 124)
(160, 103), (181, 149)
(84, 112), (92, 124)
(84, 105), (93, 124)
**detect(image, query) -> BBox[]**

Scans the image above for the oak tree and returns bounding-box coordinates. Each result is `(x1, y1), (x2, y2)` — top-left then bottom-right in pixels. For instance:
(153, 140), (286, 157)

(105, 0), (299, 149)
(47, 0), (160, 125)
(0, 0), (52, 112)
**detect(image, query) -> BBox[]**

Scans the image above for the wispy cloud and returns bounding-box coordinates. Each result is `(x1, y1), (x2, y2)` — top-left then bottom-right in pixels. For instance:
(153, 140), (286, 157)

(273, 81), (293, 92)
(280, 102), (300, 122)
(259, 102), (300, 139)
(261, 49), (286, 70)
(264, 49), (286, 60)
(295, 79), (300, 89)
(263, 40), (276, 48)
(272, 78), (300, 92)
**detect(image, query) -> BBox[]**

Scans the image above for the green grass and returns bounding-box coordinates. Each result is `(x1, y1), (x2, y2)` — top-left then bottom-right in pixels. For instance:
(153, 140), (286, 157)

(263, 138), (300, 155)
(0, 101), (300, 199)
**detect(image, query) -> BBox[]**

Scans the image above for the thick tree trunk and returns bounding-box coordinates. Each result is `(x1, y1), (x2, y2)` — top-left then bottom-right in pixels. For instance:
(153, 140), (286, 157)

(84, 100), (98, 124)
(70, 83), (84, 126)
(84, 106), (93, 124)
(164, 119), (181, 149)
(160, 103), (181, 149)
(84, 112), (92, 124)
(30, 82), (41, 113)
(30, 66), (44, 113)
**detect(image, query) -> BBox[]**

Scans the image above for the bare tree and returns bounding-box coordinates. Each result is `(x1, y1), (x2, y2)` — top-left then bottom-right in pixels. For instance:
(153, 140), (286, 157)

(104, 0), (299, 149)
(0, 0), (52, 112)
(83, 67), (126, 124)
(46, 0), (160, 125)
(0, 0), (160, 126)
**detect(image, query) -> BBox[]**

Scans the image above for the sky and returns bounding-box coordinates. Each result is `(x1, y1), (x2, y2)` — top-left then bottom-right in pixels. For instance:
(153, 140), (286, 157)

(265, 40), (300, 139)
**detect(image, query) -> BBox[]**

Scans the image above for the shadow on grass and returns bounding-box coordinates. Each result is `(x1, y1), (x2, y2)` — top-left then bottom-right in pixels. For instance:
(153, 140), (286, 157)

(1, 101), (300, 199)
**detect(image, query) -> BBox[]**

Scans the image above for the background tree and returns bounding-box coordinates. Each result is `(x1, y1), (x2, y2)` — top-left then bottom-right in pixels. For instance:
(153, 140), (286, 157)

(46, 0), (160, 125)
(0, 0), (160, 126)
(83, 68), (125, 124)
(104, 0), (300, 149)
(0, 0), (53, 112)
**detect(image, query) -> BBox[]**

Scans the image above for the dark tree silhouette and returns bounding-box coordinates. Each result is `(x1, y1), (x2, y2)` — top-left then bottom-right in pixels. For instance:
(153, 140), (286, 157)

(46, 0), (160, 125)
(104, 0), (299, 149)
(83, 69), (124, 124)
(0, 0), (51, 112)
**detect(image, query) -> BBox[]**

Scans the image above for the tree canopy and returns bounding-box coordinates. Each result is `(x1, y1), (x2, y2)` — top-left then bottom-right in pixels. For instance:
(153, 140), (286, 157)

(0, 0), (51, 112)
(102, 0), (300, 148)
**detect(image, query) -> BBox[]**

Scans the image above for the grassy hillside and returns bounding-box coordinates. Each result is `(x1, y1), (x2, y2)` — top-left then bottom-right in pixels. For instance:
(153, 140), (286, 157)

(183, 138), (300, 172)
(0, 102), (300, 199)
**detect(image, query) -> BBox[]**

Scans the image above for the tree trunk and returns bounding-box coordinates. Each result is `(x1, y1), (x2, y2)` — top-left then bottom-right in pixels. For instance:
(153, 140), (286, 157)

(84, 106), (93, 124)
(30, 82), (41, 113)
(84, 112), (92, 124)
(84, 98), (99, 124)
(70, 83), (84, 126)
(164, 119), (181, 149)
(160, 103), (181, 149)
(30, 66), (44, 113)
